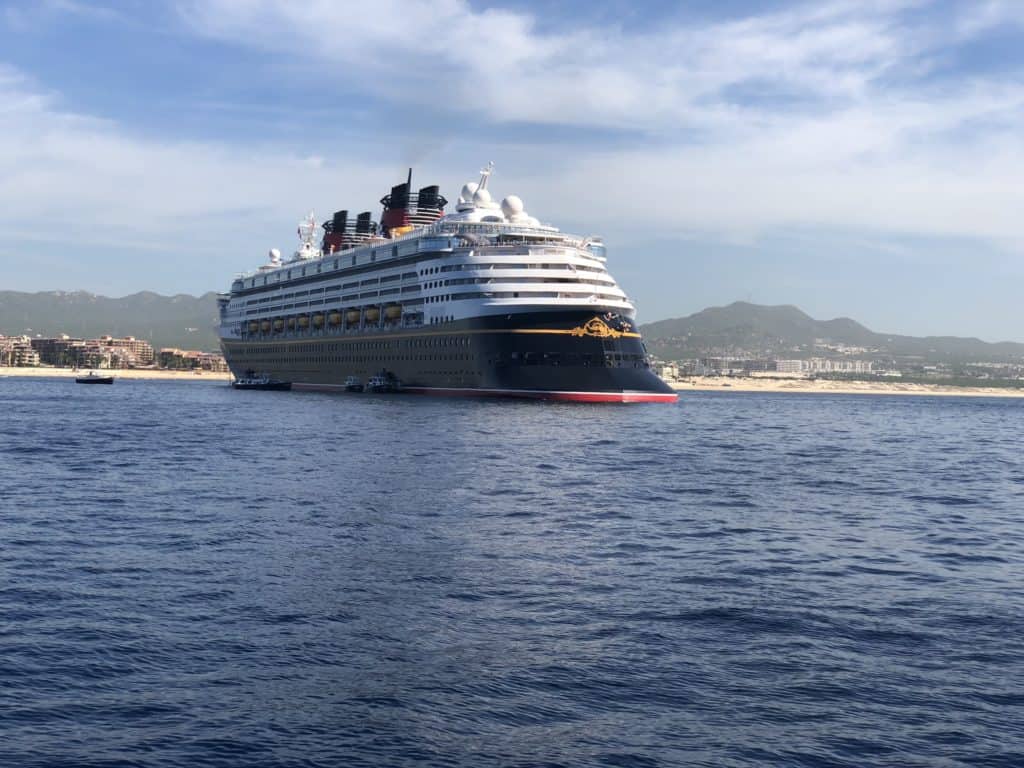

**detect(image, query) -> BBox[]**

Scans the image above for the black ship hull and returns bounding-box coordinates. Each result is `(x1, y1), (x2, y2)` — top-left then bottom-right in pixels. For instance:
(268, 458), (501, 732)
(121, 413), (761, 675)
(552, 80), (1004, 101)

(231, 381), (292, 391)
(222, 310), (677, 403)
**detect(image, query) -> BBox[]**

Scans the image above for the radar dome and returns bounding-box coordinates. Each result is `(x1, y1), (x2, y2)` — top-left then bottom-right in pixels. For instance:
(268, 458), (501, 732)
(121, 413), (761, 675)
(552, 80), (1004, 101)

(473, 188), (492, 206)
(460, 182), (479, 202)
(269, 248), (282, 261)
(501, 195), (524, 218)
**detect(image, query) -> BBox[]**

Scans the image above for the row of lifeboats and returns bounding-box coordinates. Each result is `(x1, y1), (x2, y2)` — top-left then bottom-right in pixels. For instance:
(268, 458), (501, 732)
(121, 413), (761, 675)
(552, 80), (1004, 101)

(247, 305), (403, 335)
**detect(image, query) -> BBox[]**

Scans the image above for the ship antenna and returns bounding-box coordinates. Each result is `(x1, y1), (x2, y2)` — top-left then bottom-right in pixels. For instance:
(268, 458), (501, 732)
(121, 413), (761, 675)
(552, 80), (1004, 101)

(478, 161), (494, 191)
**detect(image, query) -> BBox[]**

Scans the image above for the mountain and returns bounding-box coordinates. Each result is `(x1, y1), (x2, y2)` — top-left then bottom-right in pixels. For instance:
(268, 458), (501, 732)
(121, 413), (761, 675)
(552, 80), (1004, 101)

(4, 292), (1021, 363)
(640, 302), (1024, 363)
(0, 291), (220, 351)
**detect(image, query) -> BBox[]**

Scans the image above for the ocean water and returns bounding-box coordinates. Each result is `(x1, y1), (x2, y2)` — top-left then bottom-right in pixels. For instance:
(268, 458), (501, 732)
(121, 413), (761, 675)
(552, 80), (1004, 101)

(1, 377), (1022, 767)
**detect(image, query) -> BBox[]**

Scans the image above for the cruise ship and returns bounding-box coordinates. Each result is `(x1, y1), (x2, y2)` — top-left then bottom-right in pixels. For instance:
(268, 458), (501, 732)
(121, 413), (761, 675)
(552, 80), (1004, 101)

(217, 165), (677, 403)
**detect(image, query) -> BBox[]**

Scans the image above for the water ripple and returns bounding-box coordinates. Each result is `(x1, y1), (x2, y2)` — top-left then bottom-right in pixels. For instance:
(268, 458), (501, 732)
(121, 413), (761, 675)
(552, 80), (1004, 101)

(1, 380), (1022, 767)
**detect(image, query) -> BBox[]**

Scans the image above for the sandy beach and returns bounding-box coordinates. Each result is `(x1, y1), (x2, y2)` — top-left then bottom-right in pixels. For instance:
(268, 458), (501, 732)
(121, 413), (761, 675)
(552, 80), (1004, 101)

(3, 367), (1021, 396)
(0, 366), (232, 382)
(671, 376), (1024, 398)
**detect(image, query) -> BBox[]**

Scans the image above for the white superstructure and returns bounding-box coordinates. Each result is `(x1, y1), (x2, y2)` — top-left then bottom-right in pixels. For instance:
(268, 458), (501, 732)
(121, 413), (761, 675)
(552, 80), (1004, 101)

(219, 166), (632, 340)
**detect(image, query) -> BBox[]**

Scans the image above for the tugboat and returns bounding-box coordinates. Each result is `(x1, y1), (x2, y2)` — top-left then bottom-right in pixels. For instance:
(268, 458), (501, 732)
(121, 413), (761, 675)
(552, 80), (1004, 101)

(232, 370), (291, 391)
(75, 371), (114, 385)
(367, 370), (401, 393)
(343, 375), (364, 392)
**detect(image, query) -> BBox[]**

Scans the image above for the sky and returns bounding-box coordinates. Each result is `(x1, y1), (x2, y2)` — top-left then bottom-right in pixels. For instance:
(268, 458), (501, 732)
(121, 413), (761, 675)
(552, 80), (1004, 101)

(1, 0), (1022, 340)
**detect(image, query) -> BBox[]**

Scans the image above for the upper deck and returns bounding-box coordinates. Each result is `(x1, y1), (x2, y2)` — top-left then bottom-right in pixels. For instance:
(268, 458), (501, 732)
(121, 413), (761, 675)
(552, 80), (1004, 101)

(230, 220), (606, 297)
(219, 167), (633, 339)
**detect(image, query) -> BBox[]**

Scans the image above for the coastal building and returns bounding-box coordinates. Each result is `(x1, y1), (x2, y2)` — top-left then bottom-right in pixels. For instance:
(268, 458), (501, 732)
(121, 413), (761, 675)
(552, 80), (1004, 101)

(678, 359), (712, 376)
(773, 358), (874, 374)
(775, 359), (806, 374)
(808, 358), (874, 374)
(0, 335), (41, 367)
(30, 335), (76, 365)
(701, 357), (776, 375)
(97, 336), (155, 366)
(657, 362), (680, 380)
(30, 334), (155, 369)
(158, 348), (229, 372)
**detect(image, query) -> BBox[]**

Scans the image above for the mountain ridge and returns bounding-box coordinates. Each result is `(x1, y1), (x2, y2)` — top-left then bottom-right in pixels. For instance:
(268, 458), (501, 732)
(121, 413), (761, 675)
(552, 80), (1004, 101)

(3, 293), (1021, 362)
(639, 302), (1024, 362)
(0, 290), (221, 351)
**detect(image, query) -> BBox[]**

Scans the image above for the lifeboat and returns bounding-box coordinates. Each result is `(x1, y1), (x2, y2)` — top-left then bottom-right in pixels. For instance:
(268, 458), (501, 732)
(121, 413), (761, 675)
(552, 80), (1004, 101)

(298, 315), (309, 328)
(273, 318), (284, 332)
(384, 304), (402, 320)
(364, 307), (380, 322)
(286, 317), (296, 330)
(328, 311), (342, 326)
(312, 313), (325, 328)
(345, 310), (361, 324)
(247, 321), (259, 333)
(260, 320), (271, 333)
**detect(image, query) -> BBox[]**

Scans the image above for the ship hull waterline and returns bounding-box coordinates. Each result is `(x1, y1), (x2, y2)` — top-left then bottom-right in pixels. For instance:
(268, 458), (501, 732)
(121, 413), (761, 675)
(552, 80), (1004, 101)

(221, 310), (677, 404)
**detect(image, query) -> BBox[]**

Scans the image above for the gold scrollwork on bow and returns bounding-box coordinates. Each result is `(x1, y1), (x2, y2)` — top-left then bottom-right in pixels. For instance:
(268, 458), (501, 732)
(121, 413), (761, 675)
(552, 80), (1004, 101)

(569, 317), (624, 338)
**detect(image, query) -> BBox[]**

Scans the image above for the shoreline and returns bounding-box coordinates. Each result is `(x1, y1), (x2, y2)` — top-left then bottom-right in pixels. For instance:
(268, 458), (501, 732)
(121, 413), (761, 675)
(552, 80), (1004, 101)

(0, 366), (231, 382)
(671, 376), (1024, 398)
(4, 367), (1022, 397)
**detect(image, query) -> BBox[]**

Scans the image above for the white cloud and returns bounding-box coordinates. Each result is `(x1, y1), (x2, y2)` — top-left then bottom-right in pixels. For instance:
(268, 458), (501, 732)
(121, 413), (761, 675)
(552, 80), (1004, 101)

(0, 66), (391, 261)
(172, 0), (1024, 249)
(176, 0), (944, 130)
(3, 0), (1024, 301)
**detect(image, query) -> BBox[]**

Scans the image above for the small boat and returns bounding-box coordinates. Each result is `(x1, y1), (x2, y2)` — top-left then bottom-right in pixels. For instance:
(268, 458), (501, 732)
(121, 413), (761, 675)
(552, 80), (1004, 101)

(232, 372), (291, 391)
(76, 371), (114, 385)
(343, 375), (364, 393)
(366, 371), (401, 393)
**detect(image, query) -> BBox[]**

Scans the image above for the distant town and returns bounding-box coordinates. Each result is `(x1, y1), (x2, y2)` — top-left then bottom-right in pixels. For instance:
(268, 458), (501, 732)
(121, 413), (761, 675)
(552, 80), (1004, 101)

(651, 338), (1024, 389)
(0, 333), (228, 372)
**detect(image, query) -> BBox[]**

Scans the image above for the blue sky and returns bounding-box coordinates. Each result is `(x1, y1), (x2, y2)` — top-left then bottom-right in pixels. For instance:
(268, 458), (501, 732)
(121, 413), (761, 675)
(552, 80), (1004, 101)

(1, 0), (1023, 340)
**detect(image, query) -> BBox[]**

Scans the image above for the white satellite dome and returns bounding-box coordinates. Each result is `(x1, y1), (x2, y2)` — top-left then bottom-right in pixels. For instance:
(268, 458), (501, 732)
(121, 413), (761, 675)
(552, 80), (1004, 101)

(472, 188), (492, 206)
(460, 182), (479, 202)
(269, 248), (282, 262)
(500, 195), (524, 218)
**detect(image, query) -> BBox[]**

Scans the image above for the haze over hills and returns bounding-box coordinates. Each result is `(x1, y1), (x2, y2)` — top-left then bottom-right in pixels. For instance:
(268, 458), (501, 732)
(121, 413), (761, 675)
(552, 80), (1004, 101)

(3, 292), (1022, 364)
(0, 291), (220, 351)
(640, 302), (1024, 363)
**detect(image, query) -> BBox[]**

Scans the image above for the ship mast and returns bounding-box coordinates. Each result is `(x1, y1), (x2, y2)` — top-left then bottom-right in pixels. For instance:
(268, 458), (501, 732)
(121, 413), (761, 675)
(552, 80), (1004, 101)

(477, 161), (494, 191)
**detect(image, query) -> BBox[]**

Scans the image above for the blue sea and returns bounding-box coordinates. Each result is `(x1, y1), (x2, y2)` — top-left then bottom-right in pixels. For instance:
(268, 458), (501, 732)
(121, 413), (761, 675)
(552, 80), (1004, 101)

(1, 377), (1022, 767)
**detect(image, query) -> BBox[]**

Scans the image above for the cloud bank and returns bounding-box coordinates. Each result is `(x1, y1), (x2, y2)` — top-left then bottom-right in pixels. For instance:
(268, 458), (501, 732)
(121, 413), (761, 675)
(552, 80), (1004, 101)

(0, 0), (1022, 333)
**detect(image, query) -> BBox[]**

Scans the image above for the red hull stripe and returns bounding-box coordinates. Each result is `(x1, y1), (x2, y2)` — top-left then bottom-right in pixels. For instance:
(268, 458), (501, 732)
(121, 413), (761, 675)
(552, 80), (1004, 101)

(291, 383), (678, 403)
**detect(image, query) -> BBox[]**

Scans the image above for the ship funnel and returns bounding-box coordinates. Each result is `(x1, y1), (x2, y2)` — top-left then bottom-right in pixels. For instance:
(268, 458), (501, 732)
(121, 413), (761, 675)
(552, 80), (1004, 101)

(380, 170), (447, 236)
